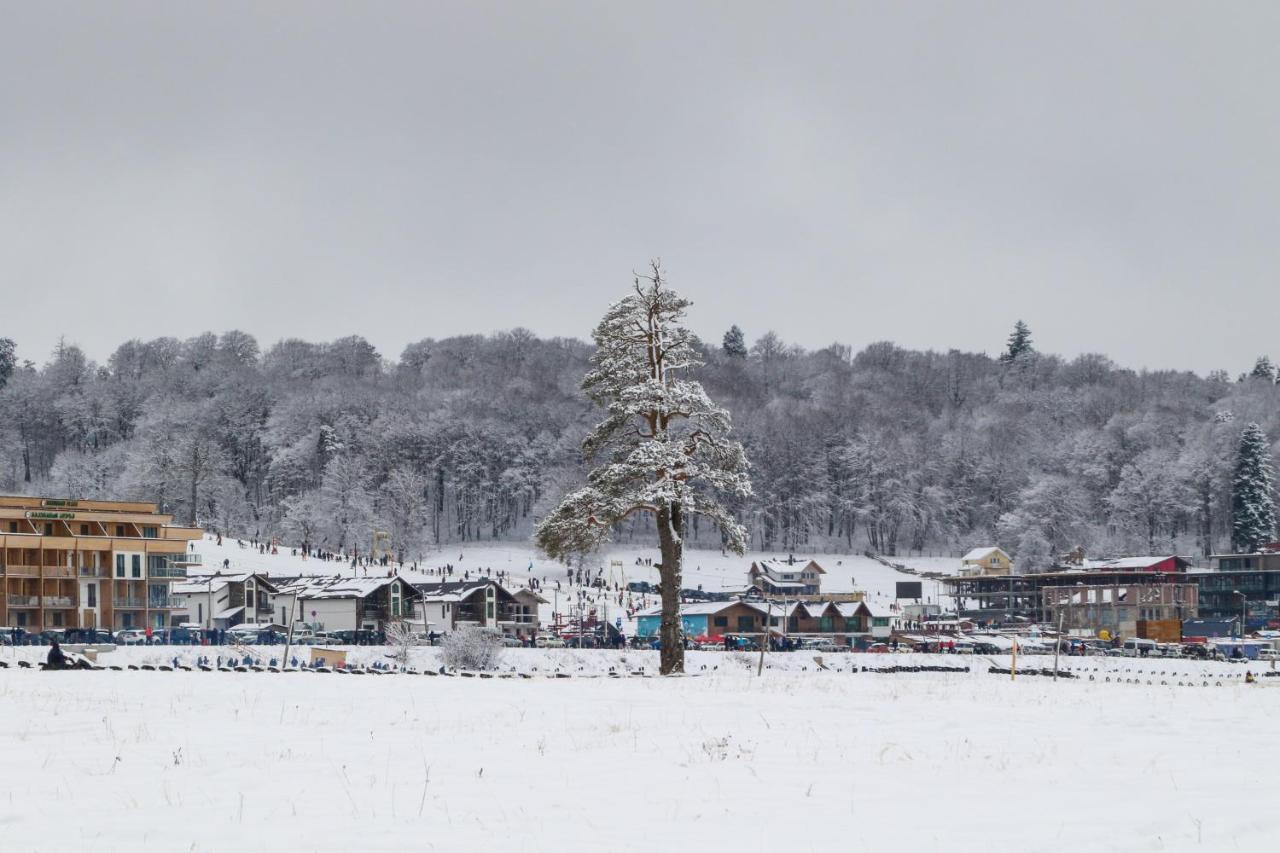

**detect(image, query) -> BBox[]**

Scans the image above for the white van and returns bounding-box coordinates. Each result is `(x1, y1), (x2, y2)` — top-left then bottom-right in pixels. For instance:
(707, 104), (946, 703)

(1121, 638), (1157, 657)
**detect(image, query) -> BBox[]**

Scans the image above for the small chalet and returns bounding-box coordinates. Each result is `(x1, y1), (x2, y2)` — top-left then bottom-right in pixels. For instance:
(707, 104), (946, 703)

(172, 572), (279, 629)
(748, 558), (825, 597)
(635, 601), (770, 639)
(413, 581), (545, 640)
(270, 575), (419, 633)
(959, 547), (1012, 577)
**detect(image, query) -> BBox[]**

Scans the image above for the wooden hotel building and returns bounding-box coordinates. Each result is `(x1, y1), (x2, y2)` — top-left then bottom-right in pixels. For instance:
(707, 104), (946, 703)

(0, 496), (202, 632)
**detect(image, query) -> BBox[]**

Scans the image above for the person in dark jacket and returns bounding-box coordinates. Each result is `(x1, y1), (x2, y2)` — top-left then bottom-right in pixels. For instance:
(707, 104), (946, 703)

(47, 642), (69, 670)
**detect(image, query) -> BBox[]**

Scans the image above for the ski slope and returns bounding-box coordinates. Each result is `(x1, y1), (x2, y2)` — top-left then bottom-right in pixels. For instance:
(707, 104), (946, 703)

(197, 535), (957, 607)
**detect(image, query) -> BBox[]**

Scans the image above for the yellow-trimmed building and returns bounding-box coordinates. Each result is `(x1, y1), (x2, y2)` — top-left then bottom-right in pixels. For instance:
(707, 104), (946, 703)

(0, 495), (202, 632)
(959, 546), (1012, 577)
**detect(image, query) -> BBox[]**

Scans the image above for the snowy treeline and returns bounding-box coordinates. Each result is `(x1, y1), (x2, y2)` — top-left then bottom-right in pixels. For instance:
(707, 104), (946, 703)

(0, 329), (1276, 563)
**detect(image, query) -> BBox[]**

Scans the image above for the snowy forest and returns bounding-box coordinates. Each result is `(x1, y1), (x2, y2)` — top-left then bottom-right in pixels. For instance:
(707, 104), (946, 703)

(0, 326), (1276, 566)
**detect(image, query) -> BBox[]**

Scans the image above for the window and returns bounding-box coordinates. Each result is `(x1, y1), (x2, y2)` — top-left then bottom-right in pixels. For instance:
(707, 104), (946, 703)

(713, 616), (728, 628)
(80, 524), (89, 535)
(52, 612), (64, 627)
(132, 555), (142, 578)
(845, 618), (859, 632)
(115, 525), (125, 537)
(8, 522), (15, 533)
(87, 584), (97, 607)
(44, 523), (53, 536)
(142, 526), (158, 539)
(115, 555), (125, 578)
(736, 615), (754, 631)
(820, 616), (834, 632)
(872, 617), (890, 628)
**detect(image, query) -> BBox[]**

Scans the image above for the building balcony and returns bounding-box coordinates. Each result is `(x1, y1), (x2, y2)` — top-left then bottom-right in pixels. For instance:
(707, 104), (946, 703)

(4, 565), (41, 576)
(113, 597), (145, 609)
(79, 566), (104, 577)
(41, 596), (73, 608)
(148, 596), (176, 609)
(170, 553), (202, 566)
(149, 566), (188, 579)
(41, 566), (77, 578)
(8, 596), (38, 608)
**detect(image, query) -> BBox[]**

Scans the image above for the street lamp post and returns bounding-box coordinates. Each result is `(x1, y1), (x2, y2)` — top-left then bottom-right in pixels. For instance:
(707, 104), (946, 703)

(1233, 590), (1247, 639)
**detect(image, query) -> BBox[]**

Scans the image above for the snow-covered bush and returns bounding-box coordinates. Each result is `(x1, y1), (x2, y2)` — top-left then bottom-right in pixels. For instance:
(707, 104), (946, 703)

(384, 621), (422, 668)
(441, 627), (503, 670)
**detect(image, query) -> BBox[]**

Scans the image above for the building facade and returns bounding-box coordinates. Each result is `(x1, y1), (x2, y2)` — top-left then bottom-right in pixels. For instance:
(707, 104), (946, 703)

(959, 547), (1012, 577)
(0, 495), (201, 632)
(1042, 583), (1198, 639)
(747, 559), (825, 597)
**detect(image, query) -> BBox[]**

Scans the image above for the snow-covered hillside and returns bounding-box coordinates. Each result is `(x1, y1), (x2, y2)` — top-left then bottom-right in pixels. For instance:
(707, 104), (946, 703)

(198, 535), (957, 608)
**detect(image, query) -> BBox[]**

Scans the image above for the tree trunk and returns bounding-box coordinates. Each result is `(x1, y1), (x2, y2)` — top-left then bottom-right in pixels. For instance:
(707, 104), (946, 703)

(657, 501), (685, 675)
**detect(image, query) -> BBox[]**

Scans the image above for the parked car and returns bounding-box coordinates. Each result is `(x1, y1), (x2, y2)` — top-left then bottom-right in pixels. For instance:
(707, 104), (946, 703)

(1258, 648), (1280, 661)
(501, 636), (523, 648)
(116, 629), (149, 645)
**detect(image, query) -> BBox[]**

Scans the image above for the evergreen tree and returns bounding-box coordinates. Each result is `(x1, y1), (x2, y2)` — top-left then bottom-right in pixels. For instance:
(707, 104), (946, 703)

(535, 263), (753, 675)
(999, 320), (1033, 364)
(722, 325), (748, 359)
(1249, 355), (1276, 383)
(0, 338), (15, 390)
(1231, 422), (1277, 552)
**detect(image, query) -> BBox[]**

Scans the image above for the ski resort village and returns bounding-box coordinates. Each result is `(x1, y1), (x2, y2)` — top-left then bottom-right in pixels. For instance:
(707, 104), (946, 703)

(6, 4), (1280, 850)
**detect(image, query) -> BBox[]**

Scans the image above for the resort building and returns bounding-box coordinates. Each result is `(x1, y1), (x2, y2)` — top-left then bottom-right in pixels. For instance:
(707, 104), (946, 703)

(0, 495), (202, 632)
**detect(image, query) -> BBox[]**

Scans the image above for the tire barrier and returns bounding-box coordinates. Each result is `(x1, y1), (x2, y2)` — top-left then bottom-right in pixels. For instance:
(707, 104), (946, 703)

(864, 665), (970, 674)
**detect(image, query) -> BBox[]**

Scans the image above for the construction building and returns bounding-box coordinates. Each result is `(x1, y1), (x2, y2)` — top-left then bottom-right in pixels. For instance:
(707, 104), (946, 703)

(0, 495), (202, 632)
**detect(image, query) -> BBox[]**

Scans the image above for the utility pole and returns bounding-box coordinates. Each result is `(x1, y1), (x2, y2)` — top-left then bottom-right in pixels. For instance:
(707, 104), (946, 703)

(757, 597), (771, 677)
(282, 588), (299, 669)
(1053, 606), (1065, 682)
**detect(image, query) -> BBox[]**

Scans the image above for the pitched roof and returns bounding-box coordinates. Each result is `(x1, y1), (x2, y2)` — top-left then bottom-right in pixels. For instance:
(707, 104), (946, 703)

(754, 558), (826, 575)
(962, 547), (1006, 562)
(274, 574), (414, 600)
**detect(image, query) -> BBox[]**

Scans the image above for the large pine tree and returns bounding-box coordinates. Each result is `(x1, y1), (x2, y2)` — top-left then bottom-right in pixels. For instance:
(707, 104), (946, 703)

(1230, 422), (1277, 552)
(535, 263), (753, 675)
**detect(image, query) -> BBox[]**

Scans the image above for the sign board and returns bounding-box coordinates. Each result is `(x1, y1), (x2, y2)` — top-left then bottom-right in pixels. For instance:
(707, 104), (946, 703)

(41, 499), (79, 508)
(26, 511), (75, 520)
(310, 647), (347, 668)
(895, 581), (923, 600)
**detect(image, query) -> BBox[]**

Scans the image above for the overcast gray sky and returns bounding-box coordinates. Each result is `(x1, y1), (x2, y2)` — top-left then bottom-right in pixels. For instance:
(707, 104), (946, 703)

(2, 2), (1277, 374)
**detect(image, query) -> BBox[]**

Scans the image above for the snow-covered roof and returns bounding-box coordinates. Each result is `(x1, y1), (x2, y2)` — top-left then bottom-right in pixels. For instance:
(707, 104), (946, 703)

(173, 572), (278, 595)
(636, 601), (770, 618)
(758, 579), (807, 590)
(962, 547), (1006, 562)
(213, 605), (244, 620)
(754, 558), (826, 575)
(834, 601), (870, 618)
(274, 575), (411, 600)
(1080, 556), (1184, 571)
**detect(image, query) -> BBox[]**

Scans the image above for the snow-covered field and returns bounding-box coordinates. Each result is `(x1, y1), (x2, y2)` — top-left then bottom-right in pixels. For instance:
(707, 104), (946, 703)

(1, 649), (1277, 852)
